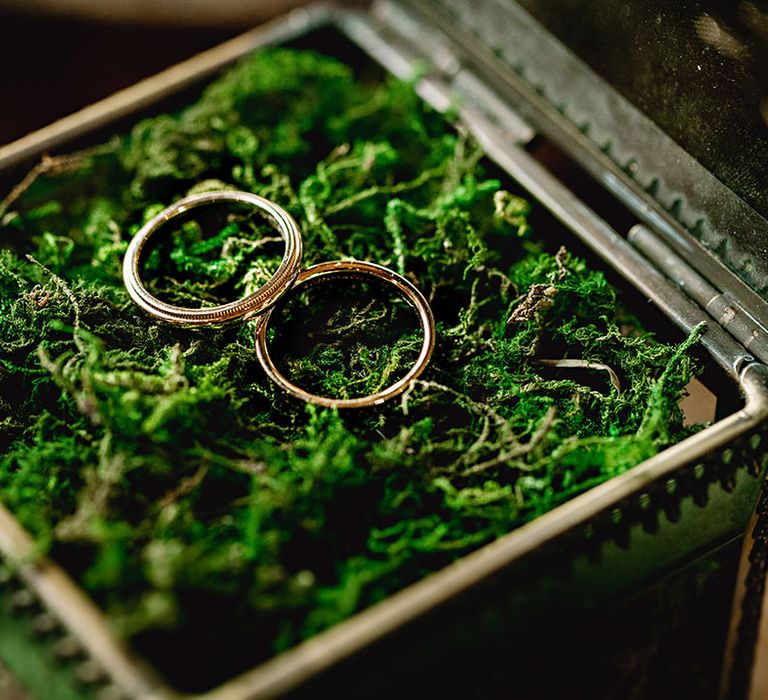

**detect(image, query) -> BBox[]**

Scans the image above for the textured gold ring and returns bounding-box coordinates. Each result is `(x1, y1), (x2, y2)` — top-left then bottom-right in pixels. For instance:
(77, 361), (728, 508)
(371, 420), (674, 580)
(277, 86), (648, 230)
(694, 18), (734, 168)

(254, 260), (435, 409)
(123, 191), (302, 325)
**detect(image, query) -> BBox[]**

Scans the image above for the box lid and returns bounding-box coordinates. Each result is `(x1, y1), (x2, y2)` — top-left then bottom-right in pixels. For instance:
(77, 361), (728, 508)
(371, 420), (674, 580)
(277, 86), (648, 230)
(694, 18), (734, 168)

(396, 0), (768, 315)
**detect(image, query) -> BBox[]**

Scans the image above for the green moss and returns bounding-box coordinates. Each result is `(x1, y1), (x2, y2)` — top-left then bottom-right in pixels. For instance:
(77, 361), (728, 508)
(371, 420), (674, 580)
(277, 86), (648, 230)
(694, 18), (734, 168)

(0, 47), (703, 690)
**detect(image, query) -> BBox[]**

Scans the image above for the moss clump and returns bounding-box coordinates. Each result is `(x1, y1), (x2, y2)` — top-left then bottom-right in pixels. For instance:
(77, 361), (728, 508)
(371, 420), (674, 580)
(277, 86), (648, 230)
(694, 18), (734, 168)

(0, 48), (701, 690)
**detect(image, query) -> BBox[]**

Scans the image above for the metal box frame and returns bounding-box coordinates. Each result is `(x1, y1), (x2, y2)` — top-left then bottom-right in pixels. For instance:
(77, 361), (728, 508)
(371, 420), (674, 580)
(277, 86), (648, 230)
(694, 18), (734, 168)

(1, 2), (767, 698)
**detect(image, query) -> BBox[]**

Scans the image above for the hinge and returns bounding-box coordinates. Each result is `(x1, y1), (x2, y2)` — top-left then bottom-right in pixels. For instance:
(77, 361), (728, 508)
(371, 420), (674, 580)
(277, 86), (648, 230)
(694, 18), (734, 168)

(629, 225), (768, 364)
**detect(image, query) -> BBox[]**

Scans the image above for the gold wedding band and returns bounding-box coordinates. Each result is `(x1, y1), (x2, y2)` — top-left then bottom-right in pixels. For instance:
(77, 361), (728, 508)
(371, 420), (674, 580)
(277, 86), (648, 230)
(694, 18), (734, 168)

(123, 191), (302, 325)
(254, 260), (435, 409)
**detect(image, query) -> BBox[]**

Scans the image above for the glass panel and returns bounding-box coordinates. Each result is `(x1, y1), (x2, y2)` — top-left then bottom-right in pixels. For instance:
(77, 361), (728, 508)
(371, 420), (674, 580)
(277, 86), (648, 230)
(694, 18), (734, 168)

(517, 0), (768, 220)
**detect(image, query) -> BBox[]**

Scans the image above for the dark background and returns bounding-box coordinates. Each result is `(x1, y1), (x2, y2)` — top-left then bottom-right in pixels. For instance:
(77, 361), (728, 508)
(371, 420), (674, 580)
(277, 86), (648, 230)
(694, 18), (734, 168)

(0, 12), (234, 144)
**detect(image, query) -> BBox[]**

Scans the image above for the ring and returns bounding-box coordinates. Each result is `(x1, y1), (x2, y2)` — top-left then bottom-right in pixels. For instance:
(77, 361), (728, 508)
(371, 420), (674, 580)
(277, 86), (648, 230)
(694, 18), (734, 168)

(254, 260), (436, 409)
(123, 191), (302, 325)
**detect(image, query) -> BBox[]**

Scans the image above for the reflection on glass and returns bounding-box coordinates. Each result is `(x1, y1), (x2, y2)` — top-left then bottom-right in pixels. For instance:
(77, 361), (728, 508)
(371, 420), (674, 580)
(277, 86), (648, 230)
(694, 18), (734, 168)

(517, 0), (768, 219)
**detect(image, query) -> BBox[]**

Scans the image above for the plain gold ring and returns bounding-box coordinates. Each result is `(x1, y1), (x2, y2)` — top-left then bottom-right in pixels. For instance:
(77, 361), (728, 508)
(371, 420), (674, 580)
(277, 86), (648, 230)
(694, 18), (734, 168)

(254, 260), (435, 409)
(123, 190), (302, 325)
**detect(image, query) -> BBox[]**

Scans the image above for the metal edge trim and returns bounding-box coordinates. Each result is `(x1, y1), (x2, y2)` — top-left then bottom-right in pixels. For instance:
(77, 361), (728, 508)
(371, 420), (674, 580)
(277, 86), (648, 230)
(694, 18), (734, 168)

(2, 364), (764, 700)
(720, 490), (764, 699)
(202, 366), (768, 700)
(0, 504), (170, 700)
